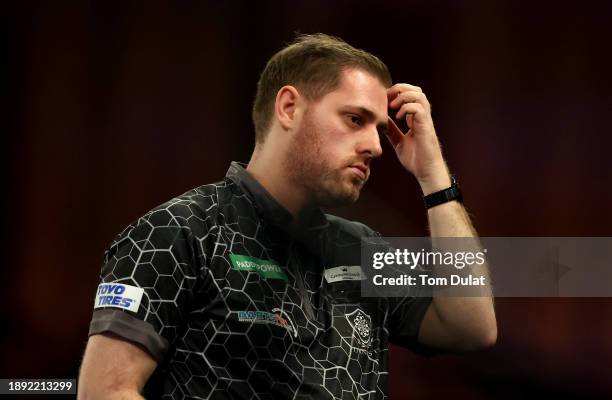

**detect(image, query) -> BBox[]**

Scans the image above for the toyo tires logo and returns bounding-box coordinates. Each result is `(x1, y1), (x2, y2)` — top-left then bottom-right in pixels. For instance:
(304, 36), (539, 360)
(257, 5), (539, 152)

(94, 283), (144, 313)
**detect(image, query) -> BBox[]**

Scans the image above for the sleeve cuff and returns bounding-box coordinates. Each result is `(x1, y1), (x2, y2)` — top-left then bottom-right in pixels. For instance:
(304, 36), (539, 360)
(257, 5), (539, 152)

(89, 309), (170, 363)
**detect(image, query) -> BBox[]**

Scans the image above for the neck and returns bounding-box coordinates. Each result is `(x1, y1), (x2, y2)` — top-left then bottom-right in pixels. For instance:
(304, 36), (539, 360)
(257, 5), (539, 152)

(246, 148), (312, 220)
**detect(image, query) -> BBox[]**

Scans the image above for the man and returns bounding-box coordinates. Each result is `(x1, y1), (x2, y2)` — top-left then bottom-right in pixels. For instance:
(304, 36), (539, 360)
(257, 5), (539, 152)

(78, 33), (496, 399)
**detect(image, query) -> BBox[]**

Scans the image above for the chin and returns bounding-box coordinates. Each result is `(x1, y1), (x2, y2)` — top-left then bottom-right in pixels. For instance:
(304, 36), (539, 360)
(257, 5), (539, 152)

(318, 186), (361, 208)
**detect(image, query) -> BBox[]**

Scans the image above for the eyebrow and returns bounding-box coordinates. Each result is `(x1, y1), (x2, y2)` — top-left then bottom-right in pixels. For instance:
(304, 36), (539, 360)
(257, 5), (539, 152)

(344, 105), (389, 135)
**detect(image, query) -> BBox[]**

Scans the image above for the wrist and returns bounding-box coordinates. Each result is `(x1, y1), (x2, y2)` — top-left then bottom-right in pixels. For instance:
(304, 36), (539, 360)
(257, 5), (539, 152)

(415, 161), (451, 195)
(419, 174), (452, 196)
(423, 174), (463, 209)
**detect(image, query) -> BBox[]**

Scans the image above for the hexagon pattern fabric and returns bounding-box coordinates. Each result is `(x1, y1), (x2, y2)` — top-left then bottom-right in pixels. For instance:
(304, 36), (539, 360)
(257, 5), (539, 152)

(88, 162), (432, 399)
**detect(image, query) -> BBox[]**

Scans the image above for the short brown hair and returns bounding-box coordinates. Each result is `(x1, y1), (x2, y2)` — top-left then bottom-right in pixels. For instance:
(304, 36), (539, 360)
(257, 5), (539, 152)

(251, 33), (392, 143)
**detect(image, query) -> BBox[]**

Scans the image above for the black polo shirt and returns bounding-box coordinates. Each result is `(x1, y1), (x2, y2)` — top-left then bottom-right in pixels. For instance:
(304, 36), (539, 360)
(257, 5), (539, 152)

(89, 162), (433, 399)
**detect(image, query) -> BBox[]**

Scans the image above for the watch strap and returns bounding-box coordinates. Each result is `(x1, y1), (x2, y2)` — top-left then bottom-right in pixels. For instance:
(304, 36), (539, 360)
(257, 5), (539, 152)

(423, 175), (463, 209)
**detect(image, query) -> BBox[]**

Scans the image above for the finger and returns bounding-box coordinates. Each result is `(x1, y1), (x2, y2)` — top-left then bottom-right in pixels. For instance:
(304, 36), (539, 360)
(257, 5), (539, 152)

(387, 83), (423, 100)
(385, 116), (404, 147)
(395, 102), (424, 121)
(389, 91), (430, 113)
(388, 83), (423, 96)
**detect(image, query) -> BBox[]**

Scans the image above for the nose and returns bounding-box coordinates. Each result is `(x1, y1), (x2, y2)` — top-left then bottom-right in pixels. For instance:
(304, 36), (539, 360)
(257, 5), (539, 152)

(356, 126), (383, 159)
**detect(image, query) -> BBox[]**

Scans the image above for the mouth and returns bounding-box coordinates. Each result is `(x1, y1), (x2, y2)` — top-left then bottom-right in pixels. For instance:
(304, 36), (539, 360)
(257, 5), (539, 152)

(348, 164), (368, 180)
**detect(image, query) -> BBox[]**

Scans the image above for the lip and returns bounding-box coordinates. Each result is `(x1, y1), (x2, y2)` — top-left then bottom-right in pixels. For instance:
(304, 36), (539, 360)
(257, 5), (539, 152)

(349, 164), (368, 180)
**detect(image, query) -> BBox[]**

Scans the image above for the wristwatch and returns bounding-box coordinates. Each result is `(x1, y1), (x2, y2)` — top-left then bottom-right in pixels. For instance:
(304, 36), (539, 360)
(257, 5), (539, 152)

(423, 175), (463, 209)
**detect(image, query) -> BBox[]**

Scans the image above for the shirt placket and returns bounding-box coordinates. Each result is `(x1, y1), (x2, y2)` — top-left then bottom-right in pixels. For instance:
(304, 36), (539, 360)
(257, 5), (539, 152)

(288, 240), (316, 321)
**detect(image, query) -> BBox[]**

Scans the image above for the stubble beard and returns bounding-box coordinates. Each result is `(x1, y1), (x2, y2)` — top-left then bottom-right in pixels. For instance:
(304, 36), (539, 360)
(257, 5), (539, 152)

(283, 111), (364, 208)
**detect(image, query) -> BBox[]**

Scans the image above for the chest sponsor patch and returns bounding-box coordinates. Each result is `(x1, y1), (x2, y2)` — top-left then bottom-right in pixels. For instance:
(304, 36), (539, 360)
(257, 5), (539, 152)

(94, 283), (144, 313)
(324, 265), (365, 283)
(229, 254), (288, 281)
(237, 309), (298, 338)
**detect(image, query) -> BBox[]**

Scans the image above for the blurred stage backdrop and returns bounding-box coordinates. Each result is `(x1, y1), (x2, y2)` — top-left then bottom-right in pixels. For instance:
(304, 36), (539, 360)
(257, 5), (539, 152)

(3, 1), (612, 398)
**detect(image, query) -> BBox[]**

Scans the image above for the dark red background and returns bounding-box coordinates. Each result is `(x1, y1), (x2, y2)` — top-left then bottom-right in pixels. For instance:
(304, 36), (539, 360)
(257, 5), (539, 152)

(3, 1), (612, 398)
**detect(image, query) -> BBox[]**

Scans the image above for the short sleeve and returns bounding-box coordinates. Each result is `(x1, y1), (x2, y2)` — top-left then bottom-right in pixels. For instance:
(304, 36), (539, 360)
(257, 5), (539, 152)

(356, 223), (438, 356)
(88, 208), (199, 362)
(387, 296), (439, 356)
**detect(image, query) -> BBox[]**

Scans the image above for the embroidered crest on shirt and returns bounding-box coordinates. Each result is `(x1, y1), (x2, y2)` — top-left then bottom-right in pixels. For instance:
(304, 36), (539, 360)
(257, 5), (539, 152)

(346, 309), (372, 353)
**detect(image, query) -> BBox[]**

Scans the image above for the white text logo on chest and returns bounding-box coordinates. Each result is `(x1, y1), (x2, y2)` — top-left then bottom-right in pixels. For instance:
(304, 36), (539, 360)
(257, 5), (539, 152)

(324, 265), (365, 283)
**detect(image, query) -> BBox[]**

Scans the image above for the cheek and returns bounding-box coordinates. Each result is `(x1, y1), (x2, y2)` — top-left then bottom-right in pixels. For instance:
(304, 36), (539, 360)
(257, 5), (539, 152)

(329, 130), (355, 157)
(317, 134), (348, 163)
(304, 115), (353, 165)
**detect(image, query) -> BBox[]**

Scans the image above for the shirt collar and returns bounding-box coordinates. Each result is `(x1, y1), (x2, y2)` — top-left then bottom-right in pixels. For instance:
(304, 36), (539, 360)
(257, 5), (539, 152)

(225, 161), (329, 238)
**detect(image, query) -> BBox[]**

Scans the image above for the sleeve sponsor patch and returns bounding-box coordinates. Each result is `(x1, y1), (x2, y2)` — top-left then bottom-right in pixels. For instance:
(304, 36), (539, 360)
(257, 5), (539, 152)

(94, 283), (144, 313)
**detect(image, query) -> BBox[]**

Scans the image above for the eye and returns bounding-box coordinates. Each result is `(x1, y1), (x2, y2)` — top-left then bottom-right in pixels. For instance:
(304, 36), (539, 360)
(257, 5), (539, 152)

(347, 114), (363, 126)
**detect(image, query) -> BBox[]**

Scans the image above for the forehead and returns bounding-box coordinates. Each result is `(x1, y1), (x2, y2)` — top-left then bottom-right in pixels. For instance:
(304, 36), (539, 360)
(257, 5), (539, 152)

(321, 68), (388, 117)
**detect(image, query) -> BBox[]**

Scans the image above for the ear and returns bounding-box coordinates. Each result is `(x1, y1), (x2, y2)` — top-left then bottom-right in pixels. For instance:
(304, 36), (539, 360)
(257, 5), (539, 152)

(274, 85), (301, 131)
